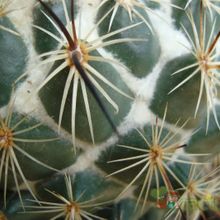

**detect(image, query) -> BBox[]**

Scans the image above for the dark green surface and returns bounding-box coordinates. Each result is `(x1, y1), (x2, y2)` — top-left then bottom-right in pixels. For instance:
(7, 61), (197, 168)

(166, 158), (191, 187)
(97, 0), (161, 78)
(33, 0), (78, 55)
(0, 112), (78, 182)
(172, 0), (214, 39)
(186, 105), (220, 155)
(96, 127), (148, 183)
(140, 206), (168, 220)
(37, 170), (123, 204)
(1, 191), (143, 220)
(110, 198), (143, 220)
(96, 124), (181, 186)
(77, 198), (145, 220)
(0, 17), (27, 107)
(150, 54), (206, 129)
(1, 191), (52, 220)
(39, 49), (132, 143)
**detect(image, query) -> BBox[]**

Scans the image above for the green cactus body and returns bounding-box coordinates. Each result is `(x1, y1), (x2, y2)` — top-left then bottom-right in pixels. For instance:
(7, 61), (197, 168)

(96, 0), (161, 78)
(0, 16), (27, 107)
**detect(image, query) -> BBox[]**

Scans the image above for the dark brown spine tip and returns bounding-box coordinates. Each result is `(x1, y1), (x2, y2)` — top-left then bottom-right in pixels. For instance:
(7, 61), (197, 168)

(71, 0), (78, 43)
(38, 0), (76, 50)
(72, 53), (120, 138)
(178, 205), (187, 220)
(178, 144), (187, 149)
(208, 31), (220, 55)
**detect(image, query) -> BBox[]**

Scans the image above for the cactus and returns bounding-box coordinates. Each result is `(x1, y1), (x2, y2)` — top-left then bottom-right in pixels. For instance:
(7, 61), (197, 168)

(0, 0), (220, 219)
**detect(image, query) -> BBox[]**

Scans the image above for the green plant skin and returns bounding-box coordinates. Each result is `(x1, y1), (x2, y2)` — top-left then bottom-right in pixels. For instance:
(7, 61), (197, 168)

(0, 17), (27, 107)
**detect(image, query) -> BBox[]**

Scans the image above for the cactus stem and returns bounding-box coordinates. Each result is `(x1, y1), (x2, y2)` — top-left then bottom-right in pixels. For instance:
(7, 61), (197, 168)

(72, 53), (120, 140)
(106, 107), (209, 212)
(169, 6), (220, 132)
(99, 0), (181, 33)
(34, 0), (141, 150)
(25, 174), (108, 220)
(165, 164), (220, 220)
(106, 120), (178, 210)
(99, 0), (153, 32)
(0, 98), (60, 208)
